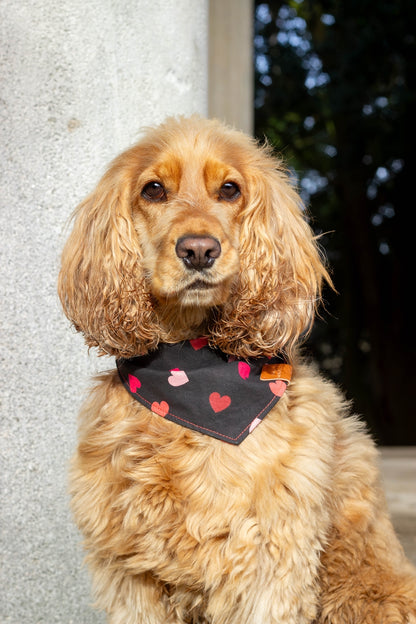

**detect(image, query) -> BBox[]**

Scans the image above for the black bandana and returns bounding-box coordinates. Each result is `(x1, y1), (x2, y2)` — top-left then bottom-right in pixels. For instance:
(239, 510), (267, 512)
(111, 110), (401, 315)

(116, 338), (292, 445)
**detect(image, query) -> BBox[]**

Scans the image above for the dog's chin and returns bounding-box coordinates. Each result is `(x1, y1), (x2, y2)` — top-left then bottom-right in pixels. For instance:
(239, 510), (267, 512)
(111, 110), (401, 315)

(153, 277), (233, 308)
(180, 283), (223, 307)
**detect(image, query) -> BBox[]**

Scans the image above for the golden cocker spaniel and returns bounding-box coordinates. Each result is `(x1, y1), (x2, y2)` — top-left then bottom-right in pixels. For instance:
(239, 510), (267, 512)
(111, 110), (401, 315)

(59, 117), (416, 623)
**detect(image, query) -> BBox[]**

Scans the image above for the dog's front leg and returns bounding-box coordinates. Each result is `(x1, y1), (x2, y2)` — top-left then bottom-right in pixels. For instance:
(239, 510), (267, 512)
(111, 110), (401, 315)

(317, 514), (416, 623)
(95, 571), (182, 624)
(316, 424), (416, 623)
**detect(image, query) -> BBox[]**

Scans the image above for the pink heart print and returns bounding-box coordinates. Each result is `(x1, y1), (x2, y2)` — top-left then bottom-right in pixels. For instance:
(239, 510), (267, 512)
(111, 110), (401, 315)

(238, 362), (251, 380)
(168, 369), (189, 386)
(249, 417), (262, 433)
(209, 392), (232, 413)
(128, 374), (141, 393)
(190, 337), (208, 350)
(269, 380), (286, 397)
(151, 401), (169, 417)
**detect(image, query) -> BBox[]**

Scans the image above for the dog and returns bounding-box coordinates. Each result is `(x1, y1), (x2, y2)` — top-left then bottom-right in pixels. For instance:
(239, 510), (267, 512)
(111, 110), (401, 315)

(58, 116), (416, 623)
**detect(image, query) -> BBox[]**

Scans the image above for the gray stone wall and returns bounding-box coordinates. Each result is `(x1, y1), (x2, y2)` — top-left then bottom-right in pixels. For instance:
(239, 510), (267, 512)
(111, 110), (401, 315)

(0, 2), (207, 622)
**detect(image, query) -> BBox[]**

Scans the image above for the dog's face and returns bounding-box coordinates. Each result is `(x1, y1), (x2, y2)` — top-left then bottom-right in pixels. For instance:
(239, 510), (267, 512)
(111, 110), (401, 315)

(58, 117), (329, 359)
(133, 142), (244, 308)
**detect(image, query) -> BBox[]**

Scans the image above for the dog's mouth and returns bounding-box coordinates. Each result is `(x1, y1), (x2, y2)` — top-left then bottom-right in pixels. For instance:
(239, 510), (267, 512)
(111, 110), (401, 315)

(187, 279), (217, 291)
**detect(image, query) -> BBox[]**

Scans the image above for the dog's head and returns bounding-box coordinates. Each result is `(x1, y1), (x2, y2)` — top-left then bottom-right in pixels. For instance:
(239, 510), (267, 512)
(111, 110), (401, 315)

(58, 116), (330, 359)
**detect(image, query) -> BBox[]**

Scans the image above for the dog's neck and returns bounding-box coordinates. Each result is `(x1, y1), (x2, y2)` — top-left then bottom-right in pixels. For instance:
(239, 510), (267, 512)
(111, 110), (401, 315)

(117, 340), (291, 444)
(154, 303), (213, 344)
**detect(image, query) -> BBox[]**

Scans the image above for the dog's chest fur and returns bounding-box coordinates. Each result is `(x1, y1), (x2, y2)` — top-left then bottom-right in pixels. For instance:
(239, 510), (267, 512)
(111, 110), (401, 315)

(71, 364), (343, 621)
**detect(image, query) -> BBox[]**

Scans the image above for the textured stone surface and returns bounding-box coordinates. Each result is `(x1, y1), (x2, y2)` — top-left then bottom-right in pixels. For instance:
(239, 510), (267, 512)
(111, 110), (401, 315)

(0, 2), (207, 622)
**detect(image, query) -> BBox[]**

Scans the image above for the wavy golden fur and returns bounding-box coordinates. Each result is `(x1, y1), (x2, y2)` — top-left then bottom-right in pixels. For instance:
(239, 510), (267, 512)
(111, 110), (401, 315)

(59, 117), (416, 623)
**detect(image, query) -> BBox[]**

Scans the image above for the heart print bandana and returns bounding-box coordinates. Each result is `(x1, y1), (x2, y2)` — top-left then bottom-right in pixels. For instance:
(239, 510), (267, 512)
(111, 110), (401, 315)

(116, 338), (291, 445)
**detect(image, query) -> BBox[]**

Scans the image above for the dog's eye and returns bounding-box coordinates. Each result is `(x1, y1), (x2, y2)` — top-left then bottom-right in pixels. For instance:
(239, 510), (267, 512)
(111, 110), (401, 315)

(219, 182), (241, 202)
(141, 181), (167, 202)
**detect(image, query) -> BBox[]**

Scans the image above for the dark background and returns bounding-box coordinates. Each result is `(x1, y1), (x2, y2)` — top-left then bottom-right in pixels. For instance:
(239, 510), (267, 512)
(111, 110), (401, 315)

(254, 0), (416, 445)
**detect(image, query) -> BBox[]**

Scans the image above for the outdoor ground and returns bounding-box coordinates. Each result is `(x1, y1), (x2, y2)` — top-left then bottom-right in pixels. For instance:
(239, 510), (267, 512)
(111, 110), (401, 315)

(380, 447), (416, 565)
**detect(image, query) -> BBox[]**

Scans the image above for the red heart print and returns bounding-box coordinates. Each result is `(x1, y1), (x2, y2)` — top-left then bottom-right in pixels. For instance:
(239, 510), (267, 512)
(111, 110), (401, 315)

(238, 362), (251, 380)
(269, 380), (286, 397)
(128, 374), (141, 393)
(190, 337), (208, 350)
(151, 401), (169, 417)
(168, 369), (189, 386)
(209, 392), (231, 413)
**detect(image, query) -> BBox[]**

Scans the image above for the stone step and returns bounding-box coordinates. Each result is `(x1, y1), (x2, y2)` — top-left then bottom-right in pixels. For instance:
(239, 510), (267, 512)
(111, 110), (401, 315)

(380, 447), (416, 565)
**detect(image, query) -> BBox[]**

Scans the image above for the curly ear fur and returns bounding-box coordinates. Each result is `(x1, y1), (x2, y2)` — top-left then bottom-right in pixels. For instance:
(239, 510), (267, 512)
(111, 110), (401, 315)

(59, 118), (330, 359)
(209, 143), (330, 359)
(58, 151), (159, 357)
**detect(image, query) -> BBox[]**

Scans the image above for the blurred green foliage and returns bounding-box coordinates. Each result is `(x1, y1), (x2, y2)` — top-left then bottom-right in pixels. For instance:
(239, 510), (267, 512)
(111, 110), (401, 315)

(255, 0), (416, 444)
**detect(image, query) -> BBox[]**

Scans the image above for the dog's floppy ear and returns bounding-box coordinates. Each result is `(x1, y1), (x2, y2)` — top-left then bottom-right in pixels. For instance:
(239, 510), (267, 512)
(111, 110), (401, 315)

(58, 150), (158, 357)
(210, 151), (331, 360)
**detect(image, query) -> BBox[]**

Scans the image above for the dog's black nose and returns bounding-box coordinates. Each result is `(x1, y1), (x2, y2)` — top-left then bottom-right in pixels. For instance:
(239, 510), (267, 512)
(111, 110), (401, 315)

(176, 236), (221, 271)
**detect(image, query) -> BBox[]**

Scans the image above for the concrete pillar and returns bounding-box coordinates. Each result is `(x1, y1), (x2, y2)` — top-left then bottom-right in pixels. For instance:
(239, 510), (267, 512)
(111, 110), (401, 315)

(0, 2), (207, 622)
(209, 0), (254, 134)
